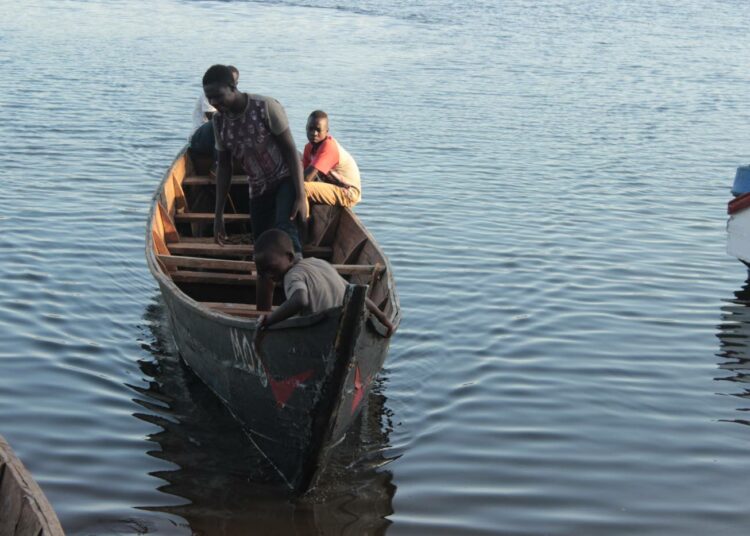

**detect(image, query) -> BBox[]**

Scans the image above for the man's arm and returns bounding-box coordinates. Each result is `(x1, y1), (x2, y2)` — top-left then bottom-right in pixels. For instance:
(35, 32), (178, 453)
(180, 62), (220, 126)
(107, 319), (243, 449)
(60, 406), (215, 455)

(274, 128), (308, 221)
(213, 148), (232, 245)
(365, 298), (396, 337)
(259, 288), (309, 328)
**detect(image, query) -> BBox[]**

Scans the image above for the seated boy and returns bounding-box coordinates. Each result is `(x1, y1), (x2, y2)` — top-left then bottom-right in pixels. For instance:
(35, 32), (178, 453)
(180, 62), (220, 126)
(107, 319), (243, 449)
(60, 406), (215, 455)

(302, 110), (362, 208)
(254, 229), (394, 336)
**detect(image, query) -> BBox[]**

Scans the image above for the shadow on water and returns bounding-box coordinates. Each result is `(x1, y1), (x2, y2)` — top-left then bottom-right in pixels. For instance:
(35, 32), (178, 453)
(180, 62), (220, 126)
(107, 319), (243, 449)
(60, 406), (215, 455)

(131, 296), (398, 535)
(716, 275), (750, 427)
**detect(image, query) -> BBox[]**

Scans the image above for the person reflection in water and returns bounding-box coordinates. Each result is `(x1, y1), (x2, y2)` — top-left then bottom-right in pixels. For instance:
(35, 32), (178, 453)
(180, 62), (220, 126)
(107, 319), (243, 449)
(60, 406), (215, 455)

(253, 229), (394, 336)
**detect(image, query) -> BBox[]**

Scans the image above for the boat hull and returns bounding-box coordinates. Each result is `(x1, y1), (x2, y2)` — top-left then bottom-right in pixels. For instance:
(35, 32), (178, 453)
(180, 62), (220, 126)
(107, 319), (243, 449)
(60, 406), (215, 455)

(159, 279), (387, 490)
(0, 435), (64, 536)
(728, 207), (750, 267)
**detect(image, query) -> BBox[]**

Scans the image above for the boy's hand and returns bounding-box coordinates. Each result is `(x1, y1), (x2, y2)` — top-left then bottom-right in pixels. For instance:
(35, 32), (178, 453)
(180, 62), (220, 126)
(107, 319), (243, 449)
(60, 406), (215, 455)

(290, 197), (309, 221)
(257, 314), (269, 330)
(382, 318), (396, 338)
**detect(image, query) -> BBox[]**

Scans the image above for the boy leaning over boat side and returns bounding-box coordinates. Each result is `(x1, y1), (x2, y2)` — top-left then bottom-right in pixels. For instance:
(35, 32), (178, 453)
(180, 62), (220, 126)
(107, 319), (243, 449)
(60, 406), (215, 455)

(253, 229), (394, 336)
(302, 110), (362, 208)
(202, 64), (307, 312)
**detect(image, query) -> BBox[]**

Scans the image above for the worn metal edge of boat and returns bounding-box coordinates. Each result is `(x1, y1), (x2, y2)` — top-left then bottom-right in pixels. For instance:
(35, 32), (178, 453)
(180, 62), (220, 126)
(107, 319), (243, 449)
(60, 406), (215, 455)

(0, 435), (65, 536)
(144, 147), (401, 493)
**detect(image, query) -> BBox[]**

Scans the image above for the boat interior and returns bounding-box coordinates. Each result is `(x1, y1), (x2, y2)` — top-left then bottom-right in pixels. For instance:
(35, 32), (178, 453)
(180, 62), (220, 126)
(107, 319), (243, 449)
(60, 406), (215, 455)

(149, 150), (395, 321)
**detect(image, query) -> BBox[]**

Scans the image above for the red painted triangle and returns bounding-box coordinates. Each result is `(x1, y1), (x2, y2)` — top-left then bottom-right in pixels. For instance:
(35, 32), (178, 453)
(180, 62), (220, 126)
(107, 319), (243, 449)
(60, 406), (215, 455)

(269, 369), (314, 408)
(351, 366), (367, 415)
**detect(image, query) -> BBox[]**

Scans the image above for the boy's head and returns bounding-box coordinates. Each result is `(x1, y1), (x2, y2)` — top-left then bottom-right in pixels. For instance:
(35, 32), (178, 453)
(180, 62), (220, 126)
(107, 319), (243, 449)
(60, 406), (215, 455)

(254, 229), (296, 283)
(203, 64), (240, 113)
(227, 65), (240, 84)
(306, 110), (329, 145)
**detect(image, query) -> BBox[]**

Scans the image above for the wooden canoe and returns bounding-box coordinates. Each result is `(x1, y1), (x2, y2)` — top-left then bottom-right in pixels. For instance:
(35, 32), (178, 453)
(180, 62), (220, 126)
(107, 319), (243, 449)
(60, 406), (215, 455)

(0, 435), (64, 536)
(145, 148), (401, 492)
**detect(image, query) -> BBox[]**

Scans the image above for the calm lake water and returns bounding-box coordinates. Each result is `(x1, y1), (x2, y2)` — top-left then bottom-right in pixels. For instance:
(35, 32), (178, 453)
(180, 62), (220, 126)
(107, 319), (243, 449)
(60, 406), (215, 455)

(2, 0), (750, 534)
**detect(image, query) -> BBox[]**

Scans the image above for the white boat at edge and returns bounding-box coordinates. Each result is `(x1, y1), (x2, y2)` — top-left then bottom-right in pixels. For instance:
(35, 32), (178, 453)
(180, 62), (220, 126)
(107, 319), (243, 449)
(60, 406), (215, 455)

(727, 165), (750, 267)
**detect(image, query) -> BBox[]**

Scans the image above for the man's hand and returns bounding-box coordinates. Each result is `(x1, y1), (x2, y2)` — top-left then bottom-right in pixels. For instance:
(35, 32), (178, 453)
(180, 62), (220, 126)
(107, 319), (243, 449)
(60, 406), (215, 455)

(214, 214), (227, 245)
(290, 196), (309, 221)
(257, 314), (269, 330)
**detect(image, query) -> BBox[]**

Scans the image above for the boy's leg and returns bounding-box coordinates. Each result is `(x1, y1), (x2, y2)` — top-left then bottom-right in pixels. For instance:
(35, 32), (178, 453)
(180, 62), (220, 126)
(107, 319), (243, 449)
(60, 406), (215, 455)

(273, 178), (303, 253)
(305, 181), (359, 208)
(249, 190), (275, 243)
(249, 191), (276, 311)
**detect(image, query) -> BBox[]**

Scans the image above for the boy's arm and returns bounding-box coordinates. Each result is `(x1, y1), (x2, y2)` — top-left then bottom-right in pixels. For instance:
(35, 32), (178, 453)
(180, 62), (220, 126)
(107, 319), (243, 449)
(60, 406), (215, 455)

(274, 128), (308, 221)
(365, 298), (396, 337)
(324, 169), (351, 189)
(304, 166), (350, 188)
(304, 165), (320, 182)
(259, 289), (309, 328)
(214, 148), (233, 245)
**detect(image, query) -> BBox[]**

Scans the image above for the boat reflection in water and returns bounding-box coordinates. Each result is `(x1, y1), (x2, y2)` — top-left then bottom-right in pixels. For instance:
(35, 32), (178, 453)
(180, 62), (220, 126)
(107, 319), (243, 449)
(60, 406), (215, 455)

(716, 280), (750, 427)
(130, 298), (397, 535)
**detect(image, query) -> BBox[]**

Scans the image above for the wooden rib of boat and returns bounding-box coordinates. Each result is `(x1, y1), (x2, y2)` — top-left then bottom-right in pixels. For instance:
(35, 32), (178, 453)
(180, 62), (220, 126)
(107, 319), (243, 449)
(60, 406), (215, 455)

(145, 148), (401, 492)
(0, 435), (64, 536)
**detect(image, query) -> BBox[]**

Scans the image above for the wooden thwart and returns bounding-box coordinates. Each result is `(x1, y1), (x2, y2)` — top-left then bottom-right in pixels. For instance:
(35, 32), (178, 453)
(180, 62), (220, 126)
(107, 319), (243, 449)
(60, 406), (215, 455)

(202, 302), (275, 317)
(169, 267), (382, 287)
(174, 212), (251, 223)
(167, 242), (333, 259)
(168, 242), (251, 257)
(182, 175), (248, 186)
(159, 255), (255, 272)
(171, 271), (255, 285)
(158, 254), (383, 276)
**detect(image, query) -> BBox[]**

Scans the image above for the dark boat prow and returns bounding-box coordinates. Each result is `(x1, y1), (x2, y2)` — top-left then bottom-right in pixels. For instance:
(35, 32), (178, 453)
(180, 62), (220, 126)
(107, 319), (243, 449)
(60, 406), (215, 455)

(146, 148), (400, 492)
(0, 435), (64, 536)
(299, 284), (367, 492)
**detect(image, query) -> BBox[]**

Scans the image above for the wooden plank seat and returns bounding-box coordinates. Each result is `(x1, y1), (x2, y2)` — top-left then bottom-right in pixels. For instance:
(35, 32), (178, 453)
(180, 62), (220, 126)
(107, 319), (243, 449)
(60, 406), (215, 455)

(201, 302), (275, 317)
(167, 242), (253, 257)
(159, 255), (255, 272)
(167, 241), (333, 259)
(174, 212), (251, 223)
(182, 175), (249, 186)
(158, 254), (385, 275)
(171, 271), (256, 285)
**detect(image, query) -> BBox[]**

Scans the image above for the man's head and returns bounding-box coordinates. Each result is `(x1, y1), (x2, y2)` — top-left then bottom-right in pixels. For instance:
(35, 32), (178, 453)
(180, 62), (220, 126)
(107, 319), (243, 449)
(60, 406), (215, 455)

(254, 229), (296, 283)
(203, 64), (240, 113)
(306, 110), (329, 145)
(227, 65), (240, 84)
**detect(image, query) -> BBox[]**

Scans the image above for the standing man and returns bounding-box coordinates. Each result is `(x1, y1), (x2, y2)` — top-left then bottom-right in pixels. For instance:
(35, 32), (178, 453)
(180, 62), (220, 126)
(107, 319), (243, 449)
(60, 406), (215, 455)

(202, 64), (307, 311)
